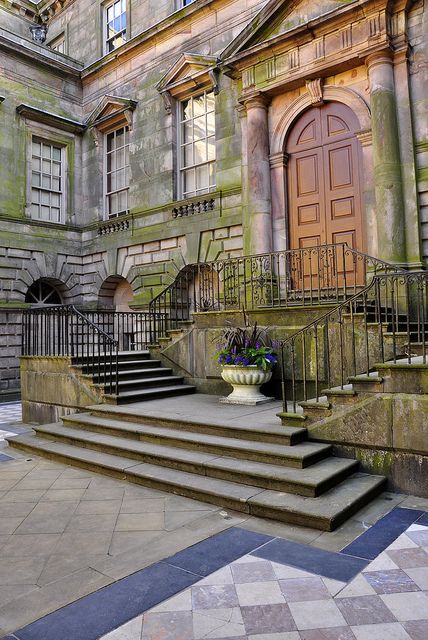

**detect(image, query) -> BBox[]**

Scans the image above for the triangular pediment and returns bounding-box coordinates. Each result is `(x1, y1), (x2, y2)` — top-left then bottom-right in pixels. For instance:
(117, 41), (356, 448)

(223, 0), (358, 59)
(87, 95), (138, 128)
(157, 53), (218, 95)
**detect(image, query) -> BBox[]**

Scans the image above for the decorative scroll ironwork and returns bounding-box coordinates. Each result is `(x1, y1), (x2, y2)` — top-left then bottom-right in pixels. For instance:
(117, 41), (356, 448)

(149, 243), (403, 337)
(280, 271), (428, 413)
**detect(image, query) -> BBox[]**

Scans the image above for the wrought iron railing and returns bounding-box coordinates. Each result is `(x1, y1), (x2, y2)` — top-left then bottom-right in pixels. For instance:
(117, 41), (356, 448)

(22, 305), (119, 395)
(280, 271), (428, 413)
(149, 243), (402, 334)
(21, 307), (168, 395)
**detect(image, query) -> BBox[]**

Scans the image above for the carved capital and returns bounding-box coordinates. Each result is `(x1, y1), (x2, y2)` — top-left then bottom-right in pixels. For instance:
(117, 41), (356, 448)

(269, 152), (288, 169)
(355, 129), (373, 147)
(305, 78), (324, 106)
(161, 91), (174, 115)
(365, 48), (393, 71)
(242, 92), (270, 112)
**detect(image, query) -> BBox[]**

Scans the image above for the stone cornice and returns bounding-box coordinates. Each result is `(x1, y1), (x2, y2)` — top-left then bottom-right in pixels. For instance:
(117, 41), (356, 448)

(0, 26), (83, 75)
(16, 103), (86, 133)
(1, 0), (38, 22)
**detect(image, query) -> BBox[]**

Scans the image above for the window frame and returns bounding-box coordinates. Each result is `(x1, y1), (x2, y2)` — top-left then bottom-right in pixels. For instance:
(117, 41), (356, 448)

(48, 33), (66, 55)
(104, 0), (128, 54)
(103, 124), (130, 220)
(28, 136), (67, 224)
(177, 90), (216, 200)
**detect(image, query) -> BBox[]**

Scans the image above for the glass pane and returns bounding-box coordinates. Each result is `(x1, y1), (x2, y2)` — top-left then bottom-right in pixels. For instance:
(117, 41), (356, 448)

(116, 148), (125, 168)
(192, 95), (205, 118)
(116, 168), (125, 190)
(109, 193), (118, 215)
(183, 121), (193, 144)
(107, 133), (114, 152)
(52, 147), (61, 161)
(207, 136), (215, 161)
(120, 14), (126, 30)
(32, 157), (41, 171)
(31, 173), (40, 187)
(114, 1), (120, 18)
(51, 193), (60, 207)
(183, 144), (193, 167)
(124, 128), (129, 144)
(116, 128), (124, 148)
(206, 110), (215, 136)
(193, 116), (206, 140)
(107, 6), (114, 21)
(31, 204), (39, 217)
(181, 99), (192, 121)
(196, 164), (209, 192)
(41, 191), (50, 205)
(52, 162), (61, 177)
(52, 177), (60, 191)
(206, 92), (215, 112)
(42, 159), (51, 173)
(42, 175), (51, 189)
(118, 190), (127, 211)
(183, 168), (195, 195)
(41, 205), (50, 220)
(194, 139), (207, 164)
(107, 152), (115, 172)
(42, 144), (51, 159)
(108, 172), (116, 192)
(32, 141), (41, 156)
(31, 188), (40, 203)
(121, 0), (126, 12)
(209, 162), (216, 187)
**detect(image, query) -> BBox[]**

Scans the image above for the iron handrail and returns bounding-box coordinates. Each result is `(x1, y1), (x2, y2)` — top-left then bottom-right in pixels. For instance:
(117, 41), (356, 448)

(149, 243), (403, 337)
(280, 270), (428, 413)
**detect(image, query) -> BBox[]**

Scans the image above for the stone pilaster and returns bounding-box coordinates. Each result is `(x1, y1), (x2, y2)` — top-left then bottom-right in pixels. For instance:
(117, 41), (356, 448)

(242, 93), (273, 255)
(366, 50), (406, 265)
(270, 151), (288, 252)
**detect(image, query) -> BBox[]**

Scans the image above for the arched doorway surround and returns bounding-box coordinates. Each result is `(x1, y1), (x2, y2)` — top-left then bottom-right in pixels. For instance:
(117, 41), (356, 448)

(269, 87), (374, 261)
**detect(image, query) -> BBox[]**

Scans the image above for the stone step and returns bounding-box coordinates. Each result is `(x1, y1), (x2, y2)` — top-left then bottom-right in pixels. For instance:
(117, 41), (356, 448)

(108, 384), (197, 404)
(31, 423), (358, 496)
(61, 413), (330, 467)
(74, 359), (164, 373)
(86, 367), (174, 382)
(72, 350), (151, 365)
(6, 434), (385, 531)
(96, 375), (185, 392)
(75, 406), (307, 446)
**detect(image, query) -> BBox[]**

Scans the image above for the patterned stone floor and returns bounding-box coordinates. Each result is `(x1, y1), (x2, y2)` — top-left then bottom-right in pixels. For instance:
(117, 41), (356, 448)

(0, 403), (22, 427)
(100, 523), (428, 640)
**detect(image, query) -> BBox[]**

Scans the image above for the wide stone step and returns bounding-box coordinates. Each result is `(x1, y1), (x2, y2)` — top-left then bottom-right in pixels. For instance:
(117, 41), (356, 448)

(69, 408), (307, 446)
(110, 384), (197, 403)
(88, 367), (173, 382)
(62, 414), (330, 466)
(6, 434), (385, 531)
(32, 423), (356, 496)
(73, 350), (151, 364)
(74, 359), (165, 373)
(106, 375), (185, 391)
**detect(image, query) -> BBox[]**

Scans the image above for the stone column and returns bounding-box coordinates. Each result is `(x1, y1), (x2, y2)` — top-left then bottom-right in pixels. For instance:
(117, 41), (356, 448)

(243, 93), (273, 255)
(366, 50), (406, 265)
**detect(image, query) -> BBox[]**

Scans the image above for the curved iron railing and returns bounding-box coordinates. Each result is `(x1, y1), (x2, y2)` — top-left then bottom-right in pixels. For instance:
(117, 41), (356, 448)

(149, 243), (403, 335)
(280, 271), (428, 413)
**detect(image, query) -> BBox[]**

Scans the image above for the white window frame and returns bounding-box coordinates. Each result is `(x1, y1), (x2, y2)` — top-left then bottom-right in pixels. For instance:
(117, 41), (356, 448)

(48, 34), (66, 54)
(103, 125), (130, 219)
(104, 0), (127, 54)
(178, 90), (216, 199)
(30, 137), (65, 224)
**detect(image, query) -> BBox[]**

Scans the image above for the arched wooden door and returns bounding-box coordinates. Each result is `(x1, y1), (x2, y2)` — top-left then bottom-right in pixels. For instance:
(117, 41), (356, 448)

(286, 102), (364, 288)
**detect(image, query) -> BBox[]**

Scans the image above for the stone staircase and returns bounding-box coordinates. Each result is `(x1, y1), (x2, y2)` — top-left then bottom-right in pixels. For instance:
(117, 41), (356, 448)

(7, 402), (385, 531)
(71, 350), (196, 404)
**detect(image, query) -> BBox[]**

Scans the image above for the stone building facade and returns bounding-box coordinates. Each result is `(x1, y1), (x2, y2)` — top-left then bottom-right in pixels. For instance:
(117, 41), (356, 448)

(0, 0), (427, 399)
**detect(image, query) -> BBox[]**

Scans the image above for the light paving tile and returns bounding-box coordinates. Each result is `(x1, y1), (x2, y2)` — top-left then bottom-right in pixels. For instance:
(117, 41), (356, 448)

(100, 615), (143, 639)
(75, 499), (122, 515)
(0, 557), (46, 585)
(0, 584), (40, 608)
(0, 532), (61, 557)
(115, 512), (165, 531)
(270, 561), (316, 580)
(351, 622), (413, 640)
(48, 477), (92, 490)
(164, 510), (214, 531)
(54, 530), (113, 556)
(0, 489), (47, 503)
(386, 533), (419, 550)
(36, 552), (107, 586)
(120, 498), (165, 514)
(193, 611), (237, 639)
(381, 592), (428, 621)
(197, 566), (234, 586)
(0, 502), (36, 517)
(149, 589), (192, 612)
(362, 551), (399, 572)
(82, 486), (126, 501)
(66, 513), (118, 532)
(289, 599), (347, 630)
(236, 581), (284, 607)
(204, 618), (246, 638)
(41, 488), (87, 502)
(405, 529), (428, 547)
(336, 573), (377, 598)
(404, 566), (428, 590)
(141, 610), (194, 640)
(0, 516), (27, 534)
(14, 501), (79, 534)
(231, 560), (276, 584)
(109, 530), (163, 556)
(322, 577), (347, 597)
(299, 629), (356, 640)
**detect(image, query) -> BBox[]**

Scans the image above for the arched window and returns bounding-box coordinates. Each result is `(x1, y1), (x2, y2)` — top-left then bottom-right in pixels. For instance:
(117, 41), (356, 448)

(25, 280), (63, 305)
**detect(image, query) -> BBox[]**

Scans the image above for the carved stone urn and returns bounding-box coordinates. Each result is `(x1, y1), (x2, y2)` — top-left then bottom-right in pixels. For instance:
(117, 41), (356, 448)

(220, 365), (274, 405)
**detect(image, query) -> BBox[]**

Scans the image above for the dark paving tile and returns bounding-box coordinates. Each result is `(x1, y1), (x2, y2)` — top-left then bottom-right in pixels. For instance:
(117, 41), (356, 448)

(142, 611), (194, 640)
(386, 548), (428, 569)
(402, 620), (428, 640)
(164, 527), (272, 577)
(241, 602), (296, 635)
(336, 594), (397, 625)
(191, 584), (239, 609)
(0, 454), (13, 463)
(11, 561), (198, 640)
(341, 508), (424, 561)
(364, 569), (420, 594)
(279, 576), (331, 602)
(300, 628), (356, 640)
(416, 512), (428, 527)
(230, 559), (276, 584)
(252, 537), (368, 582)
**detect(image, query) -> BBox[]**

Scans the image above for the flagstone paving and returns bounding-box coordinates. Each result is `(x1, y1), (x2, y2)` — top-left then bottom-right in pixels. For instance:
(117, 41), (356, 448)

(99, 523), (428, 640)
